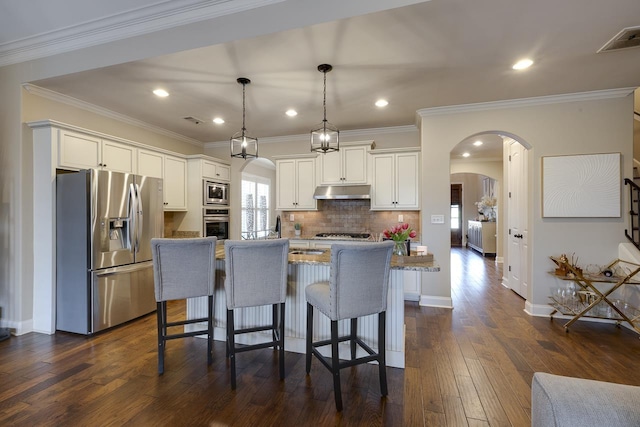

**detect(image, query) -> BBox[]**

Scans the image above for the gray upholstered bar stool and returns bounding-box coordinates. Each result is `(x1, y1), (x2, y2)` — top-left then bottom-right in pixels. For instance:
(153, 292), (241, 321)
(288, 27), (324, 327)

(151, 237), (217, 375)
(224, 238), (289, 389)
(305, 240), (394, 411)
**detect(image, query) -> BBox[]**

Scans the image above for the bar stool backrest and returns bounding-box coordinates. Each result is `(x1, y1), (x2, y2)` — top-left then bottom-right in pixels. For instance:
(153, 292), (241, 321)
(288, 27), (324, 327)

(329, 241), (394, 321)
(151, 237), (217, 302)
(224, 239), (290, 309)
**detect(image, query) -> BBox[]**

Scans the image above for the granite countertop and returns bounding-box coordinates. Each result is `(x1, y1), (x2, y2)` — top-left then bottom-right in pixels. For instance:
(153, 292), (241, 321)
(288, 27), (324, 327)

(214, 245), (440, 272)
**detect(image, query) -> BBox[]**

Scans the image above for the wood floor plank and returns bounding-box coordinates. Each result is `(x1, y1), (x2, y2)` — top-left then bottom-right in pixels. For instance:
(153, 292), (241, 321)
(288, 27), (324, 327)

(0, 247), (639, 425)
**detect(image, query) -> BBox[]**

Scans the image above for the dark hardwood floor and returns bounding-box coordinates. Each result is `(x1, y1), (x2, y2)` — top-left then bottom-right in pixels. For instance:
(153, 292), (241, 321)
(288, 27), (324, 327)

(2, 248), (640, 426)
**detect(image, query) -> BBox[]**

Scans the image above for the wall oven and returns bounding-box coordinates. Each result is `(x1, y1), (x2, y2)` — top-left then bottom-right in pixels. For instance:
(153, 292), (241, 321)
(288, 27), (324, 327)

(203, 208), (229, 240)
(203, 180), (229, 206)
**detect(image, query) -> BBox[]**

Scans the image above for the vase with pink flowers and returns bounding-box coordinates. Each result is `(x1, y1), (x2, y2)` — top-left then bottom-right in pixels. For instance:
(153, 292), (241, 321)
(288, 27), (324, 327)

(383, 223), (417, 256)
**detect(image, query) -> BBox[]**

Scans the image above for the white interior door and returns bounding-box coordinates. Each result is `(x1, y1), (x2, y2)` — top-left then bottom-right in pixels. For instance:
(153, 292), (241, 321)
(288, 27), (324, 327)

(508, 141), (529, 298)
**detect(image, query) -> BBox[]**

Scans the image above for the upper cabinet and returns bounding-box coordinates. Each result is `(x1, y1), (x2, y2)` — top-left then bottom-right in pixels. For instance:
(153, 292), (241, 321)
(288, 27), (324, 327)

(163, 155), (187, 211)
(59, 130), (135, 173)
(138, 149), (187, 211)
(202, 160), (230, 182)
(137, 149), (164, 179)
(318, 142), (371, 185)
(276, 156), (317, 211)
(370, 149), (420, 210)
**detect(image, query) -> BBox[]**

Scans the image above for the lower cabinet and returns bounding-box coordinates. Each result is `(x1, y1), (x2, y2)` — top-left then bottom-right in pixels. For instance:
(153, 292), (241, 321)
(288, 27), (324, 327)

(467, 220), (496, 256)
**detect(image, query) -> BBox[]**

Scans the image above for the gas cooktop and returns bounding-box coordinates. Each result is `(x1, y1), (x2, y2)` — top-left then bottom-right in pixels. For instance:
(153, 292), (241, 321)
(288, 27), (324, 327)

(314, 232), (372, 240)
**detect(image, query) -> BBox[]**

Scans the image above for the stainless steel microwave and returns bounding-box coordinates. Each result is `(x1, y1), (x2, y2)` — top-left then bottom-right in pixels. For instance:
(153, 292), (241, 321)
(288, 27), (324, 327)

(203, 180), (229, 206)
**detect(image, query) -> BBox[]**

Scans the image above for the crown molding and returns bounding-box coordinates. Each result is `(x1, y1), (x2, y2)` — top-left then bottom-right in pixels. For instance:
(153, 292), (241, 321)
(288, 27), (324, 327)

(23, 83), (203, 147)
(417, 87), (636, 117)
(203, 124), (418, 149)
(0, 0), (284, 67)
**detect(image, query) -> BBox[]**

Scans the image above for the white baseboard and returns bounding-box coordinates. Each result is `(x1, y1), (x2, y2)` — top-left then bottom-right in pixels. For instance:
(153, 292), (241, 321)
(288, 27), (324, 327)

(525, 301), (637, 332)
(495, 257), (504, 264)
(6, 318), (37, 336)
(419, 295), (453, 309)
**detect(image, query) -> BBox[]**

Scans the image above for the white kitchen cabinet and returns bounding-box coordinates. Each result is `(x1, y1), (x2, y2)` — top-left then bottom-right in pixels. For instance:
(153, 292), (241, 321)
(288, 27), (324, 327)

(137, 149), (164, 179)
(58, 130), (135, 173)
(164, 155), (187, 211)
(137, 149), (187, 211)
(101, 140), (136, 173)
(276, 157), (317, 211)
(370, 150), (419, 210)
(319, 143), (370, 185)
(202, 160), (230, 182)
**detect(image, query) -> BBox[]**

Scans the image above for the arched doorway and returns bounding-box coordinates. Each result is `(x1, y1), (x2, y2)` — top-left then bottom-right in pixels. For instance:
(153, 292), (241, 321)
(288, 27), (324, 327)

(450, 132), (532, 300)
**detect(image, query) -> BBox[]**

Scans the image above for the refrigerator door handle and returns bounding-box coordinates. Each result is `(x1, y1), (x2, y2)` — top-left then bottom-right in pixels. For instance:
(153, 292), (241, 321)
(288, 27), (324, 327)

(129, 183), (138, 253)
(136, 183), (143, 254)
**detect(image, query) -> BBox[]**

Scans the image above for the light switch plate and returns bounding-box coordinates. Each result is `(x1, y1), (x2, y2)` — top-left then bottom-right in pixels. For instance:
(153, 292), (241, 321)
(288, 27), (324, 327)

(398, 214), (404, 222)
(289, 214), (294, 221)
(431, 214), (445, 224)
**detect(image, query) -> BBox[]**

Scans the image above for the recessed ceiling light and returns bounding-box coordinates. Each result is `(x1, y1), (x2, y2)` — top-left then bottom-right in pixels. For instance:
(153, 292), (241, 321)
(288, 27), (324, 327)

(213, 117), (225, 124)
(153, 89), (169, 97)
(462, 152), (470, 158)
(512, 59), (533, 70)
(286, 109), (298, 117)
(473, 140), (483, 146)
(375, 99), (389, 107)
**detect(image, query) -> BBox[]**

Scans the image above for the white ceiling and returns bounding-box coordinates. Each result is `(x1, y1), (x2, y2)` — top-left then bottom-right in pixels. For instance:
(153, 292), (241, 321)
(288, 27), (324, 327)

(4, 0), (640, 152)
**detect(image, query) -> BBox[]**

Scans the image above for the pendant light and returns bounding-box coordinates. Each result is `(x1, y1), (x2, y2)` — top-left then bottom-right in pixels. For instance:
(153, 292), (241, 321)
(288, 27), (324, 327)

(230, 77), (258, 159)
(310, 64), (339, 153)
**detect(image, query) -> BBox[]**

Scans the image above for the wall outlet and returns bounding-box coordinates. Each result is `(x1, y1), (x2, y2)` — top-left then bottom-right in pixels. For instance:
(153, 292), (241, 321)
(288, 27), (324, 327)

(289, 214), (295, 221)
(398, 214), (404, 222)
(431, 214), (445, 224)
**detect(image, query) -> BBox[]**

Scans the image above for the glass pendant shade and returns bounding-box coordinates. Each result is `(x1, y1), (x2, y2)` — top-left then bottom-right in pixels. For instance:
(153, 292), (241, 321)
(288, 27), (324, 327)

(230, 77), (258, 159)
(310, 64), (339, 153)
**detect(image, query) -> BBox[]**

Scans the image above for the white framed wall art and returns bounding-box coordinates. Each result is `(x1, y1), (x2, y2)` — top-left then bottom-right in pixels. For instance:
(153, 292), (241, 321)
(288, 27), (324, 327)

(542, 152), (621, 218)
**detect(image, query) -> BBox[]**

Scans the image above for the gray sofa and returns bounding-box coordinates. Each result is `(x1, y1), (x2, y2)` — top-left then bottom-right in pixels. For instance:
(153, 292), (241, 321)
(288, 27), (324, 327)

(532, 372), (640, 426)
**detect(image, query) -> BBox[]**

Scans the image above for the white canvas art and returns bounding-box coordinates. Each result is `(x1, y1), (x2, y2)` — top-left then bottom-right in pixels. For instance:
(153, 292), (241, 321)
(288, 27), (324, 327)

(542, 153), (620, 218)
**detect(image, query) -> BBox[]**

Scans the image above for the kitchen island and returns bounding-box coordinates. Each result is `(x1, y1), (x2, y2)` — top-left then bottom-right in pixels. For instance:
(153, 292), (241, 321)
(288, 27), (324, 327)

(186, 246), (439, 368)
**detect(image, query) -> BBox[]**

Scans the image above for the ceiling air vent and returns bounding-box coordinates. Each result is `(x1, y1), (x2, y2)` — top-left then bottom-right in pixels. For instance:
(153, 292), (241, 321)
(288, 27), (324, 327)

(598, 26), (640, 53)
(183, 116), (206, 125)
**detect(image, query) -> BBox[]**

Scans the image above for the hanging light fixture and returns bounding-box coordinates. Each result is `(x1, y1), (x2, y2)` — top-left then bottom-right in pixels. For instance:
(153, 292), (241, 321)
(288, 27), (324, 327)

(310, 64), (339, 153)
(230, 77), (258, 159)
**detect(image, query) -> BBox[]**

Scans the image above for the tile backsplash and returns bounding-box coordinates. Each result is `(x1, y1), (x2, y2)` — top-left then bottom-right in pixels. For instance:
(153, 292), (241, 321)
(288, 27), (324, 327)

(281, 200), (421, 241)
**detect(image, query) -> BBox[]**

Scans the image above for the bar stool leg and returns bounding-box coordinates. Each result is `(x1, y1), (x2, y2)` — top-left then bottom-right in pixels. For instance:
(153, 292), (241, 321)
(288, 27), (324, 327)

(227, 309), (237, 389)
(378, 311), (388, 396)
(350, 318), (358, 360)
(279, 302), (285, 380)
(306, 303), (313, 374)
(207, 295), (213, 366)
(331, 320), (343, 411)
(157, 301), (165, 375)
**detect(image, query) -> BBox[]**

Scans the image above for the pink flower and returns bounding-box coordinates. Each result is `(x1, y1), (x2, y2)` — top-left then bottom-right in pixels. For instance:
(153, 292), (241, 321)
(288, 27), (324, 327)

(382, 223), (418, 242)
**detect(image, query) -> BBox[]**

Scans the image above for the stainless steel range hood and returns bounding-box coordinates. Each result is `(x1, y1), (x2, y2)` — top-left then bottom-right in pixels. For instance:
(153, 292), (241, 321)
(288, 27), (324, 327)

(313, 185), (371, 200)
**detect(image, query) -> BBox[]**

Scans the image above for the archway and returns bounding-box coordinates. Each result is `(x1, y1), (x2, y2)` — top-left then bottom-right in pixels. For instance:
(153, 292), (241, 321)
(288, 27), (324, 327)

(449, 131), (532, 300)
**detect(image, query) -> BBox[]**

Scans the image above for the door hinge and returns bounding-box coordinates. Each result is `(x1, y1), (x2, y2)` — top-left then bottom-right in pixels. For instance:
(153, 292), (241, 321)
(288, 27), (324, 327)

(509, 155), (511, 161)
(509, 191), (511, 198)
(508, 265), (511, 272)
(508, 228), (511, 235)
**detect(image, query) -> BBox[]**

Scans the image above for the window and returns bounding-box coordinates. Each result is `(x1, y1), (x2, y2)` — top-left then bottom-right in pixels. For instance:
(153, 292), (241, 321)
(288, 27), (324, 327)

(451, 204), (460, 229)
(241, 174), (270, 239)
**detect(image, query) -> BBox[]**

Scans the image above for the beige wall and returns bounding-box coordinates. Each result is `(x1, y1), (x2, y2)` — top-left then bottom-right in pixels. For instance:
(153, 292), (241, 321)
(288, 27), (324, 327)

(420, 93), (634, 308)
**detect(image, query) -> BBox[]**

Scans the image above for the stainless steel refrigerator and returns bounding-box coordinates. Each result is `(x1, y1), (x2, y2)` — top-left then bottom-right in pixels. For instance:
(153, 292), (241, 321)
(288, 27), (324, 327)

(56, 169), (164, 334)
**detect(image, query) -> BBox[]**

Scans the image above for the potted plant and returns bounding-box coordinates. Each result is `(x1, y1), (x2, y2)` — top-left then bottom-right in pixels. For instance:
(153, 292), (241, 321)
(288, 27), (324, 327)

(294, 223), (301, 236)
(383, 223), (417, 256)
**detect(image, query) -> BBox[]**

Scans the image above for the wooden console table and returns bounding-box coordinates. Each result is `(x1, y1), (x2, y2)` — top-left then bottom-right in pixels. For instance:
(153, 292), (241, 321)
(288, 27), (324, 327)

(549, 257), (640, 335)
